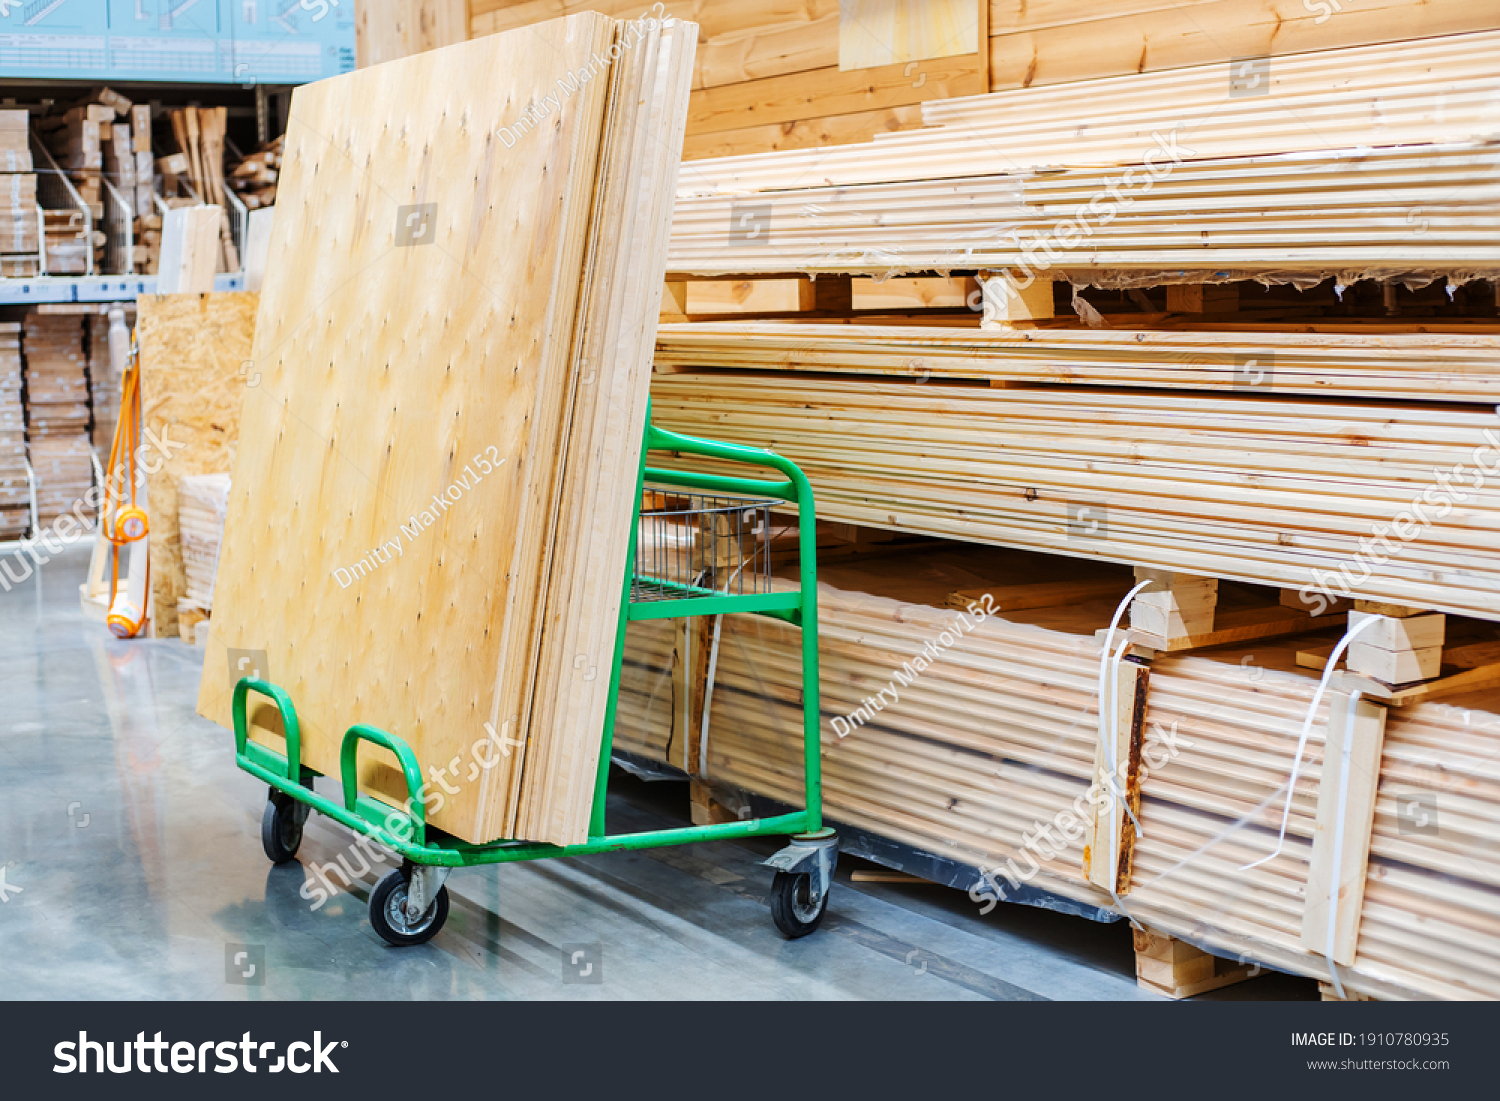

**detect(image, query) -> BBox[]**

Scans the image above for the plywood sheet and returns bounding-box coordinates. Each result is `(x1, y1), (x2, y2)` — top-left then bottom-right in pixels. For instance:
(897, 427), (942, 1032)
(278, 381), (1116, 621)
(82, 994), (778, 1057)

(137, 292), (257, 638)
(199, 13), (693, 846)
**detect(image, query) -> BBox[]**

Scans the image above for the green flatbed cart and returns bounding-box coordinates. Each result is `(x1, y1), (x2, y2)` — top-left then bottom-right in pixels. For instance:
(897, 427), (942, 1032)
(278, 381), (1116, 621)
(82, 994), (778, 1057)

(231, 408), (835, 946)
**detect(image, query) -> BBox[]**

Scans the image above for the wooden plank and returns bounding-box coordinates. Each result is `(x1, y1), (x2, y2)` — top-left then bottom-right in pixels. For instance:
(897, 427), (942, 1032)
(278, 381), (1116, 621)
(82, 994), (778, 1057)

(686, 54), (985, 135)
(680, 104), (926, 160)
(199, 14), (694, 846)
(984, 0), (1495, 94)
(156, 206), (221, 294)
(138, 293), (257, 639)
(1301, 689), (1387, 967)
(838, 0), (980, 71)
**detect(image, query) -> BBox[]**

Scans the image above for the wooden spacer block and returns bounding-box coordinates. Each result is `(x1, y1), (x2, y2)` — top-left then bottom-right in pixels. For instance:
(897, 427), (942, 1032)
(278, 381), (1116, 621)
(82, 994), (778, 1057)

(1346, 642), (1442, 685)
(1166, 283), (1239, 313)
(1130, 602), (1215, 639)
(1301, 689), (1388, 966)
(979, 269), (1054, 328)
(851, 275), (977, 311)
(1352, 599), (1427, 618)
(1133, 567), (1217, 592)
(1319, 981), (1376, 1001)
(689, 778), (743, 827)
(1134, 927), (1257, 999)
(1281, 587), (1350, 614)
(1348, 610), (1445, 652)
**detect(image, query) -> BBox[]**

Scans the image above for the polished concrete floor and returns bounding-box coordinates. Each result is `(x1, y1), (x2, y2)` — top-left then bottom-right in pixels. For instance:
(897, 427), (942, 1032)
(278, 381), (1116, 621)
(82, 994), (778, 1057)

(0, 545), (1318, 1000)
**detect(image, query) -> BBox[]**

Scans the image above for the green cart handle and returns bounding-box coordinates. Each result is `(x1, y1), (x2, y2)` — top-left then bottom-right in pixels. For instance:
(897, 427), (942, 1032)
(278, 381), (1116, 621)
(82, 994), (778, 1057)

(339, 723), (427, 848)
(232, 677), (305, 784)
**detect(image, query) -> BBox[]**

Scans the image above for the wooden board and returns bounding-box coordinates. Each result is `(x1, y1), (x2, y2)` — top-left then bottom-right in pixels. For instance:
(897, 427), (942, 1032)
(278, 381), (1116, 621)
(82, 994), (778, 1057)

(199, 14), (694, 847)
(137, 293), (257, 639)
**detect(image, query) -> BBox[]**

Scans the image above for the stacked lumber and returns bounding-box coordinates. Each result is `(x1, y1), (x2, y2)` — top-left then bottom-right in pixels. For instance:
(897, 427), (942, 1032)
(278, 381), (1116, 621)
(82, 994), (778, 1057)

(0, 324), (28, 539)
(178, 473), (232, 643)
(646, 544), (1500, 998)
(668, 140), (1500, 279)
(168, 108), (238, 273)
(656, 323), (1500, 403)
(471, 0), (1497, 161)
(200, 14), (699, 847)
(88, 313), (118, 449)
(228, 136), (281, 211)
(0, 109), (39, 278)
(649, 371), (1500, 619)
(678, 29), (1500, 195)
(22, 315), (91, 438)
(26, 435), (93, 529)
(21, 314), (94, 529)
(37, 102), (110, 274)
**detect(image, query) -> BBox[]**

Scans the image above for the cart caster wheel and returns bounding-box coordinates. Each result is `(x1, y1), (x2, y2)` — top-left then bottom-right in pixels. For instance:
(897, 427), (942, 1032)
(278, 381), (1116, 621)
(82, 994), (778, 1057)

(369, 870), (449, 947)
(261, 796), (306, 864)
(770, 870), (828, 938)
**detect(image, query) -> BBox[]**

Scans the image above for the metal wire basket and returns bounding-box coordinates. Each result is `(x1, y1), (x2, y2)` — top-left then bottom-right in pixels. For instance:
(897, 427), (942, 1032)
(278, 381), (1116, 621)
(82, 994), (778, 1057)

(631, 484), (780, 602)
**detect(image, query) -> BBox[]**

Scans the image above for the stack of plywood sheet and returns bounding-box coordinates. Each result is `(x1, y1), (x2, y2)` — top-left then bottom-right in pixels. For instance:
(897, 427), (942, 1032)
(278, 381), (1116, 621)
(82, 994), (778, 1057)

(0, 324), (28, 539)
(22, 314), (94, 529)
(178, 473), (232, 643)
(200, 13), (699, 847)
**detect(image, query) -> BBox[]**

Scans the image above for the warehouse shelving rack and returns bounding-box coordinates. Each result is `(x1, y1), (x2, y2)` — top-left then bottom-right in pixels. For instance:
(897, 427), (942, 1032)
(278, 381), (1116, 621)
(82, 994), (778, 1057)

(231, 406), (836, 946)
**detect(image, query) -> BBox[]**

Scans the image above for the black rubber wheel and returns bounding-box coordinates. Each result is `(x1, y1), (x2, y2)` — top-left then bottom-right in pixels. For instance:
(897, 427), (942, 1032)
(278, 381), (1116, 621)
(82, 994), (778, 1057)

(260, 797), (306, 864)
(368, 869), (450, 947)
(770, 870), (828, 938)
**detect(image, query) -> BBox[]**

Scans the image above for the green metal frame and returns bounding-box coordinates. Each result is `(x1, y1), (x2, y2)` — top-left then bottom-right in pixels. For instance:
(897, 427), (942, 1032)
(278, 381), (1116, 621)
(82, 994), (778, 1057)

(230, 407), (824, 870)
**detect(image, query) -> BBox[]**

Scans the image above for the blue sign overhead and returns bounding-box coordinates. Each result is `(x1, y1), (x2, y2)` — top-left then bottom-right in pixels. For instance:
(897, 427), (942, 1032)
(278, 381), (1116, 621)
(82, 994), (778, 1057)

(0, 0), (355, 84)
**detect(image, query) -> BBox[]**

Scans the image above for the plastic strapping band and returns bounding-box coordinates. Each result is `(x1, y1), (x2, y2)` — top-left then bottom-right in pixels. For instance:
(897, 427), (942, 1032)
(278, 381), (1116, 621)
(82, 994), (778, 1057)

(1241, 613), (1380, 872)
(1323, 690), (1360, 1002)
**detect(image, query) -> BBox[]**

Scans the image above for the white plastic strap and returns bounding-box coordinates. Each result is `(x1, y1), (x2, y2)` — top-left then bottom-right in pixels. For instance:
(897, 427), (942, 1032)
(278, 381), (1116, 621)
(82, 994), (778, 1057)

(1241, 613), (1380, 872)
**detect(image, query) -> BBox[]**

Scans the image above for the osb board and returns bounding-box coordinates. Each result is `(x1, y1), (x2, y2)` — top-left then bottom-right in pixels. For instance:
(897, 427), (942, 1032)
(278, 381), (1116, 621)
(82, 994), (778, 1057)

(137, 292), (257, 639)
(197, 15), (620, 844)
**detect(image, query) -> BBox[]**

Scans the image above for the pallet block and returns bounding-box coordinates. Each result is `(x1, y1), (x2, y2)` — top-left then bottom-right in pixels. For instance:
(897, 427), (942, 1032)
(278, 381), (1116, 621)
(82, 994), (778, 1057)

(1135, 927), (1257, 999)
